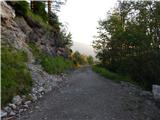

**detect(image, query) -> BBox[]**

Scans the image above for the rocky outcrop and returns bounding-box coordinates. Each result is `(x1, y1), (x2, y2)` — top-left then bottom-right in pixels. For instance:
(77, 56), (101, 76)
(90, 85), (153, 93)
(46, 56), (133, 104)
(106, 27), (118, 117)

(1, 1), (15, 21)
(1, 2), (29, 52)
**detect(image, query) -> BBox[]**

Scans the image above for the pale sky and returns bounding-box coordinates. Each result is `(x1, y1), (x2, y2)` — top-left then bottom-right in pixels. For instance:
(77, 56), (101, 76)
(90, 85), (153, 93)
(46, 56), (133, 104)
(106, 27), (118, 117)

(58, 0), (118, 45)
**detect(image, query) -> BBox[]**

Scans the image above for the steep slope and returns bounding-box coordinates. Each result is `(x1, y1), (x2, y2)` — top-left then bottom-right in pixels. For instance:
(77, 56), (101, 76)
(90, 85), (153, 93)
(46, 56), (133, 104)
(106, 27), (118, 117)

(1, 1), (71, 119)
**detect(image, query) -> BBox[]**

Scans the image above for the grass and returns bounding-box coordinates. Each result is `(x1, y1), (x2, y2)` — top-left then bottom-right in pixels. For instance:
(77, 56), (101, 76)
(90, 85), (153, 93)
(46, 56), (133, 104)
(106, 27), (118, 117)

(92, 65), (133, 83)
(1, 44), (32, 106)
(28, 42), (74, 74)
(92, 65), (157, 91)
(41, 56), (73, 74)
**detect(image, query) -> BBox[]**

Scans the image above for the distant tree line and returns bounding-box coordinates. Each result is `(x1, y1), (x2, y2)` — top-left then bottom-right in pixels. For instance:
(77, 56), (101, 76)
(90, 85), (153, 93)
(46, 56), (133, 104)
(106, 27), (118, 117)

(93, 1), (160, 90)
(71, 51), (94, 67)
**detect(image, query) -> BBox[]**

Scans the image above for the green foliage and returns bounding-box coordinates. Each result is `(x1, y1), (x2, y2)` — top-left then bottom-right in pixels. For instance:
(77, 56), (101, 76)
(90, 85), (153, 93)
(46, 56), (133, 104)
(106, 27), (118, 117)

(27, 10), (51, 30)
(72, 51), (87, 66)
(55, 28), (73, 48)
(32, 1), (48, 22)
(1, 44), (32, 106)
(49, 12), (61, 32)
(8, 1), (29, 16)
(92, 65), (131, 83)
(87, 56), (94, 65)
(8, 1), (51, 30)
(93, 1), (160, 90)
(28, 43), (73, 74)
(41, 56), (73, 74)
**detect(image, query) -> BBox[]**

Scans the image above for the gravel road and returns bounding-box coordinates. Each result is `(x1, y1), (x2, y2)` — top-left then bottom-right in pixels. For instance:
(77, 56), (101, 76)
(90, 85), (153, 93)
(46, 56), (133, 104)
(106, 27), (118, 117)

(21, 67), (160, 120)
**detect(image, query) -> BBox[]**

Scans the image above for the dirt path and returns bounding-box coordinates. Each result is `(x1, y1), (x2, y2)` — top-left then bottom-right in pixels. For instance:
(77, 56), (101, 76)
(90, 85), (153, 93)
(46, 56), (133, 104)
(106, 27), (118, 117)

(21, 67), (160, 120)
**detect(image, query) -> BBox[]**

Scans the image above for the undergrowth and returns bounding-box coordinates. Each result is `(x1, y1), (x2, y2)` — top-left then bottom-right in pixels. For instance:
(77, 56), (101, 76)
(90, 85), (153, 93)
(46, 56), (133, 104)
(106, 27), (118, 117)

(92, 65), (133, 84)
(1, 44), (32, 106)
(29, 43), (73, 74)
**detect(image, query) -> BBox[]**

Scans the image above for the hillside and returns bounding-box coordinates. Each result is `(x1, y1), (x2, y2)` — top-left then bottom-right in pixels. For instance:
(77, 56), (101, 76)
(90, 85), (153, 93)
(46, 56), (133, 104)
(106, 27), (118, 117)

(1, 1), (74, 118)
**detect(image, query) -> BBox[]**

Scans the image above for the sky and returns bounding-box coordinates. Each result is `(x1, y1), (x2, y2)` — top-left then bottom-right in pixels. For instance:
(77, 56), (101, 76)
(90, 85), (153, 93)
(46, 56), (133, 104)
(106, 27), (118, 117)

(58, 0), (118, 45)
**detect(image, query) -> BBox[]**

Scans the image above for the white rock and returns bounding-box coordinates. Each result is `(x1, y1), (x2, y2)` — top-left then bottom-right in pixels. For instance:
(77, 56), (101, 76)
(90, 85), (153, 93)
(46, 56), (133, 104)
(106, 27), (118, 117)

(4, 106), (12, 113)
(1, 1), (15, 20)
(152, 85), (160, 100)
(8, 103), (16, 110)
(31, 94), (38, 101)
(38, 87), (44, 93)
(0, 111), (7, 118)
(19, 109), (24, 113)
(12, 95), (22, 105)
(25, 101), (31, 105)
(22, 104), (29, 109)
(9, 111), (16, 116)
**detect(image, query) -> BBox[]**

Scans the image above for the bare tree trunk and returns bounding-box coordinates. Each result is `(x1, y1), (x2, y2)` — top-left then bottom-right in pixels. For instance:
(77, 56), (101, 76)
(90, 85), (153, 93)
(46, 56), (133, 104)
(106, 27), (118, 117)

(48, 0), (52, 23)
(31, 0), (35, 11)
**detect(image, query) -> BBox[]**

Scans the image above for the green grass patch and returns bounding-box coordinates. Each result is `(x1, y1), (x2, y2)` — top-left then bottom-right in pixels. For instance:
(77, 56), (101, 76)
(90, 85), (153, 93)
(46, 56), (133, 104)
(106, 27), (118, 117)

(41, 56), (73, 74)
(1, 44), (32, 106)
(92, 65), (132, 83)
(28, 43), (73, 74)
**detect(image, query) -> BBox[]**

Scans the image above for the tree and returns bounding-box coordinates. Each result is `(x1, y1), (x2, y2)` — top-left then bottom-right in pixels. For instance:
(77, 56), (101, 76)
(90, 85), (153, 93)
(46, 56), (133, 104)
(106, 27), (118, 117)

(93, 1), (160, 90)
(87, 56), (94, 65)
(47, 0), (66, 23)
(72, 51), (87, 66)
(31, 1), (48, 22)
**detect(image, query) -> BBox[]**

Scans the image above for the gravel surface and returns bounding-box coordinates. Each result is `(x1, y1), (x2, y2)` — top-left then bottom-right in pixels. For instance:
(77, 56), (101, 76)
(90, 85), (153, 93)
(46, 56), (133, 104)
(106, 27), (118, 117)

(20, 67), (160, 120)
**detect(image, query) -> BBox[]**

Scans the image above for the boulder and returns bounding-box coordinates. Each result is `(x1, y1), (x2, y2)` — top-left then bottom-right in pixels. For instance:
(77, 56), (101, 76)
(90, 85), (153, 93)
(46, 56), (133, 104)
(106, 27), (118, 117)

(152, 85), (160, 100)
(9, 111), (16, 116)
(0, 110), (7, 118)
(4, 106), (12, 113)
(8, 103), (16, 110)
(12, 95), (22, 106)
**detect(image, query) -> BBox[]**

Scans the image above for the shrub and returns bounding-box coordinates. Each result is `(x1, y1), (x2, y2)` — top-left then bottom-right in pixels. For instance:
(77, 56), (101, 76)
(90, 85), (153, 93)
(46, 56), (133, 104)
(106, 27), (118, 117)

(72, 51), (88, 66)
(27, 10), (51, 30)
(28, 43), (73, 74)
(87, 56), (94, 65)
(92, 65), (132, 83)
(41, 56), (73, 74)
(1, 44), (32, 106)
(32, 1), (48, 22)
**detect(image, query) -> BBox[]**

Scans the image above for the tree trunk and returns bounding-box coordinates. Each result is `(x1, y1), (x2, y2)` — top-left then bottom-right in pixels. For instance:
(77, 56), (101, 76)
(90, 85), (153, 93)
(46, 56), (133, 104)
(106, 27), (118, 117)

(48, 0), (52, 23)
(31, 0), (35, 12)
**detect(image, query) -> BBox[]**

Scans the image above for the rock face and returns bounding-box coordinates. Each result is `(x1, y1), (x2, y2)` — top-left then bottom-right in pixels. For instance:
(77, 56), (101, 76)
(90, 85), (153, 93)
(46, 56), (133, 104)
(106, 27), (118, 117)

(1, 1), (69, 60)
(152, 85), (160, 100)
(1, 1), (30, 58)
(1, 1), (15, 21)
